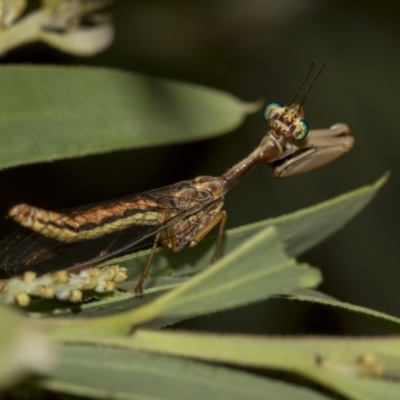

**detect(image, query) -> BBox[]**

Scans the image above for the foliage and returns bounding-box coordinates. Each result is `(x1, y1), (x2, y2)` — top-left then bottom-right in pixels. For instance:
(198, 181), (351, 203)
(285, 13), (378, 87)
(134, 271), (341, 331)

(0, 2), (394, 400)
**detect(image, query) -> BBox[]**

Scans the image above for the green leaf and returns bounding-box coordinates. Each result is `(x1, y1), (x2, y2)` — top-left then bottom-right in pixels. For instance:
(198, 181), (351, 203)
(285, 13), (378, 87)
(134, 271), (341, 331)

(281, 289), (400, 331)
(41, 227), (320, 338)
(99, 329), (400, 400)
(0, 304), (54, 390)
(0, 65), (258, 168)
(42, 344), (332, 400)
(243, 173), (388, 257)
(147, 226), (320, 318)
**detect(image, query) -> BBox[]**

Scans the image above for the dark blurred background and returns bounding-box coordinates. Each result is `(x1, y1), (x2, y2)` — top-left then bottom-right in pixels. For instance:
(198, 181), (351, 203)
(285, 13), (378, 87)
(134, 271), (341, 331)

(1, 0), (399, 335)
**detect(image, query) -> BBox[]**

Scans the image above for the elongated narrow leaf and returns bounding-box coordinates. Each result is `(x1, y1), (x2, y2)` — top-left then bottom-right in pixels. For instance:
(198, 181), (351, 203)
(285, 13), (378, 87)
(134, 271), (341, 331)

(150, 227), (320, 317)
(104, 329), (400, 400)
(42, 345), (331, 400)
(41, 227), (320, 338)
(222, 173), (388, 258)
(0, 66), (258, 168)
(0, 304), (54, 390)
(281, 289), (400, 331)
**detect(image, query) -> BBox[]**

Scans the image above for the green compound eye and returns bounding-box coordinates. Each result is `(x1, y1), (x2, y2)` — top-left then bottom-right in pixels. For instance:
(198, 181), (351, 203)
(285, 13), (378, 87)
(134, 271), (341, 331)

(264, 102), (282, 119)
(294, 119), (309, 141)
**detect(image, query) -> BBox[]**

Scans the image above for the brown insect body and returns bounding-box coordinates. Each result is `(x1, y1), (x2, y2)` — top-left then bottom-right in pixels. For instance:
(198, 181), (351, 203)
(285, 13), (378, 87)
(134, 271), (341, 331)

(157, 176), (225, 251)
(0, 63), (355, 295)
(0, 177), (227, 281)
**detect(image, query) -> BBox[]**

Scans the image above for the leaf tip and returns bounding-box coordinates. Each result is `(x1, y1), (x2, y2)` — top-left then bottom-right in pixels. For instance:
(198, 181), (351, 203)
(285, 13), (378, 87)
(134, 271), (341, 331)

(243, 98), (265, 114)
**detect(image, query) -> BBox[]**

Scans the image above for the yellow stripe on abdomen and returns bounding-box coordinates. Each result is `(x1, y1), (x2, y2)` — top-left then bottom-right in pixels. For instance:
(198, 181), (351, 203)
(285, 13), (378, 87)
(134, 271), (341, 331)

(8, 203), (163, 242)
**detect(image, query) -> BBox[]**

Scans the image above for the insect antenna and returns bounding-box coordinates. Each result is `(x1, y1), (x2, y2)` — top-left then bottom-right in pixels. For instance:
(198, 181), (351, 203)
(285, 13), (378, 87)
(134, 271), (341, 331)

(299, 62), (327, 109)
(288, 61), (315, 105)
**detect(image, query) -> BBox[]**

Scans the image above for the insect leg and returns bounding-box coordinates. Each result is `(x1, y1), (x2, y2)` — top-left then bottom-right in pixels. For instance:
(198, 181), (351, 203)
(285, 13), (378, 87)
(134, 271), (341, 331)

(211, 211), (227, 263)
(189, 210), (227, 263)
(134, 232), (161, 295)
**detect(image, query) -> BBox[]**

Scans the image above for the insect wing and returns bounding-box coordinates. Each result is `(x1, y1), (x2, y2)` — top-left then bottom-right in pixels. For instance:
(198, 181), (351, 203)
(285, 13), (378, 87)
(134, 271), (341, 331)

(0, 224), (154, 278)
(0, 194), (219, 278)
